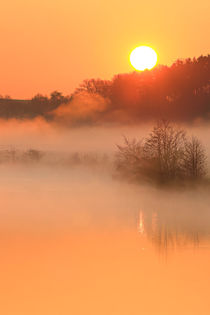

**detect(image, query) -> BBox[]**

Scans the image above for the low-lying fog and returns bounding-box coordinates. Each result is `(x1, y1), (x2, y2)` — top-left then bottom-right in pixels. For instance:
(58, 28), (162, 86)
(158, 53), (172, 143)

(0, 120), (210, 315)
(0, 118), (209, 151)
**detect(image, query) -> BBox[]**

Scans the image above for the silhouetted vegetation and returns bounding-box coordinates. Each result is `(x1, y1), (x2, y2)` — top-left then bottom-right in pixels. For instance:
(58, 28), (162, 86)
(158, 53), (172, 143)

(115, 120), (208, 184)
(0, 55), (209, 124)
(0, 148), (44, 164)
(0, 91), (71, 119)
(0, 147), (111, 170)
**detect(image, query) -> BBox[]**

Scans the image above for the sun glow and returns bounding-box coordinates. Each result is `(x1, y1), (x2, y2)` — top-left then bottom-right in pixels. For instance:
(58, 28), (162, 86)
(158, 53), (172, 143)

(130, 46), (158, 71)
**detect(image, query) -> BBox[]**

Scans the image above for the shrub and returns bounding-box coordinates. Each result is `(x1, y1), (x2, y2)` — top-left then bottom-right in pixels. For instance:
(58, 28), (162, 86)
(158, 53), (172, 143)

(115, 120), (207, 184)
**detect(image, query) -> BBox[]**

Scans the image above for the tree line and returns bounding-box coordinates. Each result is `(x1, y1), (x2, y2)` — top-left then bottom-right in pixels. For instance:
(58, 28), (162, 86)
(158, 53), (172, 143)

(0, 91), (71, 119)
(0, 55), (209, 123)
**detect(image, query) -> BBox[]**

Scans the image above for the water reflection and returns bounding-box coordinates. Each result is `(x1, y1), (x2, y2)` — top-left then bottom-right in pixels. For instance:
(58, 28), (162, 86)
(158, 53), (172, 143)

(0, 165), (210, 315)
(138, 206), (210, 253)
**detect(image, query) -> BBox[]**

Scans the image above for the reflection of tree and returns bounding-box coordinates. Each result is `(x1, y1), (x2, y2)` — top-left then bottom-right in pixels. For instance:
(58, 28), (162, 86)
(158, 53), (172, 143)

(138, 208), (210, 254)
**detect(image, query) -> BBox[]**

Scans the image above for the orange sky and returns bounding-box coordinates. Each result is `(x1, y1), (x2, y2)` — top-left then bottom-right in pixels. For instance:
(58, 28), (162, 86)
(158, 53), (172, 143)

(0, 0), (210, 99)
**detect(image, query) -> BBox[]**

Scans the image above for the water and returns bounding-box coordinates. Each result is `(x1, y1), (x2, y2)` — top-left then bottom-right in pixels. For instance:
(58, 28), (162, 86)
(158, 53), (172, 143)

(0, 164), (210, 315)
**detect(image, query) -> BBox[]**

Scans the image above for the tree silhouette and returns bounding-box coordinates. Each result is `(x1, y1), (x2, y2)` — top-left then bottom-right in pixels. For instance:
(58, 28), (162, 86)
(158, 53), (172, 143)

(143, 120), (186, 181)
(182, 136), (207, 179)
(0, 54), (209, 122)
(115, 121), (208, 184)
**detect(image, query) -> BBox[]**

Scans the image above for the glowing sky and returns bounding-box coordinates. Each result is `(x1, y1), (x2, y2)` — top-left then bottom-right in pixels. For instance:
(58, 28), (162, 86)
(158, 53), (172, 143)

(0, 0), (210, 98)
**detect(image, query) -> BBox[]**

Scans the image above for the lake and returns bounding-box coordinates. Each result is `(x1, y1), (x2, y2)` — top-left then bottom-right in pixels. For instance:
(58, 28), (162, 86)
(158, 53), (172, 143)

(0, 162), (209, 315)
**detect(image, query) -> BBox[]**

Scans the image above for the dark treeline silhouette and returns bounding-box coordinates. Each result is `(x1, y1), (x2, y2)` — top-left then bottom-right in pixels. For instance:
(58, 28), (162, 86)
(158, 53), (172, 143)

(115, 120), (207, 184)
(0, 91), (71, 119)
(0, 55), (210, 123)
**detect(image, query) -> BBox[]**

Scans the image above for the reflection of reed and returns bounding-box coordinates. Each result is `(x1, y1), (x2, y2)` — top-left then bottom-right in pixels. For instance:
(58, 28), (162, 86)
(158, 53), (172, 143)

(138, 209), (210, 253)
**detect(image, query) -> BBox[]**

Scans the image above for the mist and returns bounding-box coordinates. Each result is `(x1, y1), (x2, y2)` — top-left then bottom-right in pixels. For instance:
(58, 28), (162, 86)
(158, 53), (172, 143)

(0, 118), (209, 169)
(0, 0), (209, 311)
(0, 119), (210, 315)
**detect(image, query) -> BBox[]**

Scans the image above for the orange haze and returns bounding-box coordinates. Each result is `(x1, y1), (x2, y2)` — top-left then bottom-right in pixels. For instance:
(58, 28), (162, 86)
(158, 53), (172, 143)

(0, 0), (210, 98)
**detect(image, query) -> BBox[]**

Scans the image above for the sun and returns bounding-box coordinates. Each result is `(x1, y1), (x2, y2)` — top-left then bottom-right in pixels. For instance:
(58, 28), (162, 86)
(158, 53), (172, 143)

(130, 46), (158, 71)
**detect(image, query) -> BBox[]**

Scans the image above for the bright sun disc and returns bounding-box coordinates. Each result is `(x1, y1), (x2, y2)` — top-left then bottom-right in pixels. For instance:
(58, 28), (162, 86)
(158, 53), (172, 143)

(130, 46), (158, 71)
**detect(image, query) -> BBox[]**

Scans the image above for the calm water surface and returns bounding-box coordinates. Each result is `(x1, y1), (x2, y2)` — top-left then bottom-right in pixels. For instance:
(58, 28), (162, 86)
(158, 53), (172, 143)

(0, 165), (210, 315)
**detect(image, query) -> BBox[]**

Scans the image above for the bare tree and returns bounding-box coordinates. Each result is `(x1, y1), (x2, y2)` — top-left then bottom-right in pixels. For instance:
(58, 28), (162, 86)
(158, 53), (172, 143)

(115, 137), (144, 180)
(115, 120), (208, 184)
(143, 120), (186, 181)
(182, 136), (207, 179)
